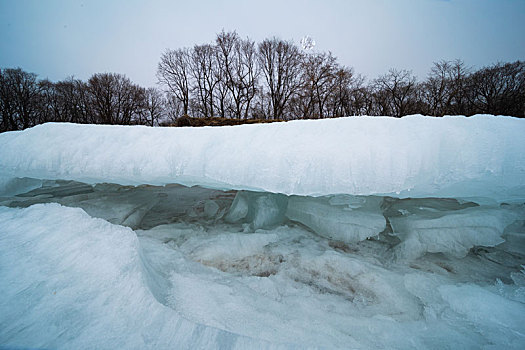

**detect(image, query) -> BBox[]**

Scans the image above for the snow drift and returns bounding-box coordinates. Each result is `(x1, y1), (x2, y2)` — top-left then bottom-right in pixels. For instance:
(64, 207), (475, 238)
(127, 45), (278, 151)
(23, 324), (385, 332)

(0, 204), (288, 349)
(1, 115), (524, 201)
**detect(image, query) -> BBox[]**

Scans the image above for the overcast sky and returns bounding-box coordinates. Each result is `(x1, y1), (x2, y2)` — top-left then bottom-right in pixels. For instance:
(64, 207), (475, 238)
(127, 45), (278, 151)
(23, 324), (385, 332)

(1, 0), (524, 87)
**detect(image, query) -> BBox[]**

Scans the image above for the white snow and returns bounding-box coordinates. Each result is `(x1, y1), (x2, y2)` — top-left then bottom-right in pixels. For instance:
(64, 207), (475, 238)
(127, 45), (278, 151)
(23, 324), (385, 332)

(1, 115), (524, 201)
(1, 115), (525, 349)
(1, 199), (524, 349)
(0, 204), (284, 350)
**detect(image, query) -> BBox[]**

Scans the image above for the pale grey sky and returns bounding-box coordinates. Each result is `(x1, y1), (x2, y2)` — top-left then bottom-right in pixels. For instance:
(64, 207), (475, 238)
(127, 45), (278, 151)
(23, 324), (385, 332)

(1, 0), (524, 87)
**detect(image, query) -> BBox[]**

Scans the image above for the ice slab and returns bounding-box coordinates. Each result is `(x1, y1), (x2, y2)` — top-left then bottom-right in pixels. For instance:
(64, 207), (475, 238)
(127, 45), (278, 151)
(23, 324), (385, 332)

(1, 115), (524, 201)
(390, 205), (523, 260)
(225, 191), (288, 230)
(0, 175), (44, 196)
(286, 195), (386, 243)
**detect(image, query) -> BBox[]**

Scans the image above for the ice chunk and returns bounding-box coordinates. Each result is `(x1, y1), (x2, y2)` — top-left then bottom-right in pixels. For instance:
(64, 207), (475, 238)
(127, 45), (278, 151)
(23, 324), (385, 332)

(3, 180), (234, 230)
(180, 232), (280, 269)
(224, 191), (288, 230)
(121, 198), (159, 229)
(328, 194), (367, 208)
(499, 219), (525, 255)
(251, 194), (288, 230)
(224, 191), (250, 223)
(381, 196), (478, 217)
(286, 195), (386, 243)
(0, 176), (44, 197)
(203, 200), (219, 217)
(286, 250), (422, 321)
(2, 193), (525, 348)
(390, 206), (522, 260)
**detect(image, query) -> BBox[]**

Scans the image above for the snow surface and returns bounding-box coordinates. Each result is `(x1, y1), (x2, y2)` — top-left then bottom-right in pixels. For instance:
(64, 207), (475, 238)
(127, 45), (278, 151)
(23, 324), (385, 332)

(1, 115), (524, 201)
(0, 203), (295, 350)
(1, 116), (525, 349)
(1, 181), (524, 349)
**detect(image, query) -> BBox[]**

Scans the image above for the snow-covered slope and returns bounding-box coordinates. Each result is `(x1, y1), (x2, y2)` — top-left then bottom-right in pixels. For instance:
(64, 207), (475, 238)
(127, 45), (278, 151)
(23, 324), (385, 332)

(0, 115), (524, 201)
(0, 204), (293, 350)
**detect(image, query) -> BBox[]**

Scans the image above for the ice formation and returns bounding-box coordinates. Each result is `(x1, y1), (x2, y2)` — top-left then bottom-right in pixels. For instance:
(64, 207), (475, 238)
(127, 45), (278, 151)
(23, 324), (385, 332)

(1, 116), (525, 349)
(1, 115), (524, 201)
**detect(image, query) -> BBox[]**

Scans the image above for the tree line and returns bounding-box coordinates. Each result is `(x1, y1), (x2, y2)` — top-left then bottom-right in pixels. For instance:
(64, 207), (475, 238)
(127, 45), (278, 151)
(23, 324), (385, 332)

(0, 70), (168, 132)
(1, 31), (524, 132)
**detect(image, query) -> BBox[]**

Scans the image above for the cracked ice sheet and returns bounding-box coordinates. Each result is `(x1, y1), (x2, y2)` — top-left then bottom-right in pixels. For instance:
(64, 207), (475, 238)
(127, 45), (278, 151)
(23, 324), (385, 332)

(2, 203), (525, 349)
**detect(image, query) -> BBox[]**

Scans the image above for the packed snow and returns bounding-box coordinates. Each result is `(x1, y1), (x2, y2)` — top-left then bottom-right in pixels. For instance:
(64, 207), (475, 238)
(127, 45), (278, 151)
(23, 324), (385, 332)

(0, 115), (524, 201)
(1, 116), (525, 349)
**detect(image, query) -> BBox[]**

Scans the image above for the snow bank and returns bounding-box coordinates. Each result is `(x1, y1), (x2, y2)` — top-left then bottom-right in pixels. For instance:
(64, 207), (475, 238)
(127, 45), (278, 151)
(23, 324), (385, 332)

(1, 115), (524, 201)
(0, 204), (288, 349)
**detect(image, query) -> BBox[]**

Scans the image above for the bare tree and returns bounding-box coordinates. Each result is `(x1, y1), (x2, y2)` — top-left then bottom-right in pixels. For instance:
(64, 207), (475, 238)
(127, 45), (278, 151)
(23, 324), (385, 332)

(346, 74), (369, 116)
(374, 69), (418, 117)
(446, 59), (471, 115)
(237, 38), (259, 119)
(138, 87), (164, 126)
(190, 44), (218, 118)
(329, 66), (355, 117)
(157, 48), (191, 116)
(215, 31), (238, 117)
(0, 69), (17, 131)
(468, 61), (525, 117)
(215, 31), (259, 119)
(421, 60), (453, 116)
(36, 79), (59, 123)
(0, 68), (40, 131)
(34, 77), (92, 124)
(56, 78), (91, 124)
(300, 52), (340, 118)
(163, 93), (183, 124)
(87, 73), (144, 125)
(258, 38), (303, 120)
(369, 85), (392, 116)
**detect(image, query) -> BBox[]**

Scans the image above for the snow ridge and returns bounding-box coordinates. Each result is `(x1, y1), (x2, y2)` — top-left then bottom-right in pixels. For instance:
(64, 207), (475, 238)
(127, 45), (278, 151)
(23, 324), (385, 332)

(0, 115), (524, 201)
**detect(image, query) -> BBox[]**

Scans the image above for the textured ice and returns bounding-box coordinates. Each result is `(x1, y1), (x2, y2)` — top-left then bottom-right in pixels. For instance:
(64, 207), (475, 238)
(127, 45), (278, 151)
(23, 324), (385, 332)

(225, 191), (288, 230)
(1, 115), (525, 349)
(1, 181), (525, 348)
(390, 205), (522, 260)
(0, 175), (44, 196)
(286, 195), (386, 243)
(1, 115), (524, 201)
